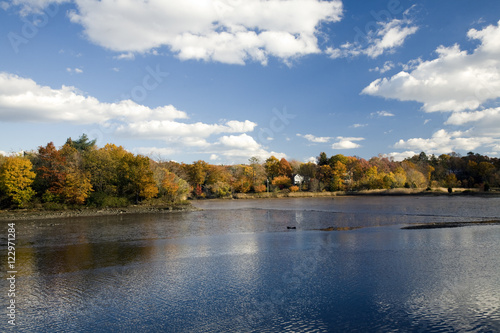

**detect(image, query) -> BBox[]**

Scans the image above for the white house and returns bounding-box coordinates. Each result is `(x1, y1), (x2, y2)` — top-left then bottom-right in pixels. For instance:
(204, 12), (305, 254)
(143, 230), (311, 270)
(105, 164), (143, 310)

(293, 174), (304, 185)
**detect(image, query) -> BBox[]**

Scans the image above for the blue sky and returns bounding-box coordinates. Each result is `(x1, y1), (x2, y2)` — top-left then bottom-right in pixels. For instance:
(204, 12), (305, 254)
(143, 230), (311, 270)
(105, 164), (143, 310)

(1, 0), (500, 164)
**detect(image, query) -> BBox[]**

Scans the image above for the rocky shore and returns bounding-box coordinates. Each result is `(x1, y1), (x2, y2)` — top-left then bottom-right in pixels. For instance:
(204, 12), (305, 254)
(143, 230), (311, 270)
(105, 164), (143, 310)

(0, 204), (198, 221)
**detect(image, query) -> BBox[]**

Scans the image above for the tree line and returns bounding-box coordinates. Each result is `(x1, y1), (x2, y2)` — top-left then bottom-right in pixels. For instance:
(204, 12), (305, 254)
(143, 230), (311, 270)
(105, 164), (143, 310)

(1, 135), (499, 209)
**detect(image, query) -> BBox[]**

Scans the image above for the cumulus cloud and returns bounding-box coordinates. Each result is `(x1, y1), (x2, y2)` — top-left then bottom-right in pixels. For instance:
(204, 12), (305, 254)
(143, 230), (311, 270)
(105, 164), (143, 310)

(0, 72), (191, 124)
(331, 137), (364, 149)
(371, 110), (395, 117)
(384, 150), (417, 162)
(215, 133), (285, 160)
(370, 61), (395, 74)
(445, 107), (500, 137)
(113, 53), (135, 61)
(296, 133), (332, 143)
(298, 134), (365, 150)
(326, 17), (418, 59)
(56, 0), (343, 65)
(362, 21), (500, 113)
(363, 20), (500, 156)
(394, 129), (499, 155)
(0, 72), (284, 163)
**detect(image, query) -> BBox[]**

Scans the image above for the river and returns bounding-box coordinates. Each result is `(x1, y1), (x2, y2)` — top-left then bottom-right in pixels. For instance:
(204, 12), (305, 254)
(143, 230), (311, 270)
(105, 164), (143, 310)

(2, 196), (500, 332)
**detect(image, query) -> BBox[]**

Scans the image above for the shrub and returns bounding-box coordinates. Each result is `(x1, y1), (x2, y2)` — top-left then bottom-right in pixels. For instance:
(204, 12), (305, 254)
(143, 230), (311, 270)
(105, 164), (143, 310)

(289, 185), (299, 192)
(87, 192), (129, 208)
(253, 184), (267, 193)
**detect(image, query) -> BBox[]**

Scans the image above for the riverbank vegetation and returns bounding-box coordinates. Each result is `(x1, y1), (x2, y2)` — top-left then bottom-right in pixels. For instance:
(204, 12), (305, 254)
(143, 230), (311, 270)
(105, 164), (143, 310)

(1, 134), (499, 210)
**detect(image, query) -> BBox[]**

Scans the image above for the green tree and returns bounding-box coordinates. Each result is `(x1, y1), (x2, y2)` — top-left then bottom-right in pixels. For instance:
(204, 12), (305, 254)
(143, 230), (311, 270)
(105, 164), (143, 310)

(317, 152), (329, 166)
(65, 133), (97, 152)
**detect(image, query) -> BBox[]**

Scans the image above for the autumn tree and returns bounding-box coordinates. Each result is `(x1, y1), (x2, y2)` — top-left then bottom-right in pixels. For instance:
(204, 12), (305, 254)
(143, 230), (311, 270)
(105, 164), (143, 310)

(331, 161), (347, 191)
(264, 156), (280, 180)
(0, 156), (36, 207)
(230, 165), (253, 193)
(160, 169), (190, 202)
(272, 175), (292, 189)
(318, 165), (333, 191)
(298, 162), (317, 190)
(63, 171), (93, 205)
(185, 160), (209, 187)
(248, 157), (267, 190)
(205, 165), (232, 197)
(278, 158), (293, 178)
(119, 153), (158, 203)
(33, 142), (67, 201)
(83, 144), (122, 195)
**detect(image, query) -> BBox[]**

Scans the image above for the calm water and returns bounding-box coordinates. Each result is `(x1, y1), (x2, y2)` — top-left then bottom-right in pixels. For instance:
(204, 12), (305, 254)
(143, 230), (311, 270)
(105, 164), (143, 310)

(2, 196), (500, 332)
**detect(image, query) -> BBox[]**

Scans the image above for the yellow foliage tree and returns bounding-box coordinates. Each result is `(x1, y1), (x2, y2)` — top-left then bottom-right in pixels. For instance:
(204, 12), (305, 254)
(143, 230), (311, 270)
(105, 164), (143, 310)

(0, 156), (36, 207)
(64, 169), (93, 205)
(272, 175), (292, 189)
(160, 169), (189, 202)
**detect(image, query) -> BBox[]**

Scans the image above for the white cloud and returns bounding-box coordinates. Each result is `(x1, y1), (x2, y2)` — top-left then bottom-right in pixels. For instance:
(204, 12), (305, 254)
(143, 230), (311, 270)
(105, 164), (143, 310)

(305, 156), (317, 164)
(445, 107), (500, 136)
(298, 134), (365, 149)
(113, 53), (135, 61)
(327, 17), (418, 59)
(384, 151), (417, 161)
(297, 133), (332, 143)
(62, 0), (342, 65)
(363, 21), (500, 113)
(0, 72), (285, 164)
(0, 72), (191, 124)
(8, 0), (68, 15)
(331, 137), (364, 149)
(364, 21), (500, 156)
(350, 123), (367, 128)
(66, 67), (83, 74)
(394, 129), (499, 155)
(115, 120), (256, 140)
(370, 61), (395, 73)
(371, 110), (395, 117)
(213, 134), (286, 161)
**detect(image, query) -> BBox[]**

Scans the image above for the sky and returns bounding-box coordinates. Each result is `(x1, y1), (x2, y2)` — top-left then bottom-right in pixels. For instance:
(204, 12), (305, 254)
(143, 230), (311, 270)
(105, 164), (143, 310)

(1, 0), (500, 164)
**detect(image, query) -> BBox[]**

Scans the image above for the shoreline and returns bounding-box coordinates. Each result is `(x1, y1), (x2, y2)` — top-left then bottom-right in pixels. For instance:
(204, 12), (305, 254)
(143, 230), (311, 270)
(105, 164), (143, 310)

(230, 187), (499, 199)
(0, 204), (198, 221)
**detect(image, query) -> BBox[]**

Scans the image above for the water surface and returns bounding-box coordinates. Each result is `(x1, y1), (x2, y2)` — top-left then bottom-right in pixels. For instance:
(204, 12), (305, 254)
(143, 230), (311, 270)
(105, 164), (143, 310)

(2, 196), (500, 332)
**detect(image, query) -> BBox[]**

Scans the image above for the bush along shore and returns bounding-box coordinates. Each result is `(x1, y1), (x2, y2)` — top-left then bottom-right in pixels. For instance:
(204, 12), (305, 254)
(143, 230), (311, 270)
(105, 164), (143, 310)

(1, 134), (499, 213)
